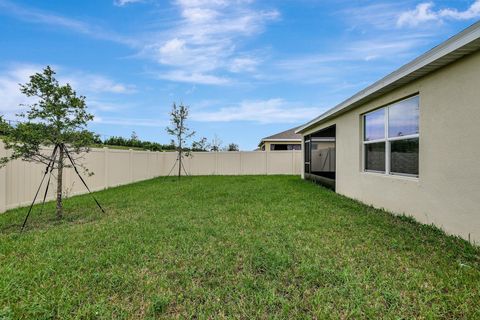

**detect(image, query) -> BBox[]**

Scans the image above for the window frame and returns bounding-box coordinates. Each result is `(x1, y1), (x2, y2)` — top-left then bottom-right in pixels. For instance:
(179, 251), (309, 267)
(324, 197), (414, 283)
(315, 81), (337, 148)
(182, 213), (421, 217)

(304, 138), (311, 174)
(362, 95), (419, 178)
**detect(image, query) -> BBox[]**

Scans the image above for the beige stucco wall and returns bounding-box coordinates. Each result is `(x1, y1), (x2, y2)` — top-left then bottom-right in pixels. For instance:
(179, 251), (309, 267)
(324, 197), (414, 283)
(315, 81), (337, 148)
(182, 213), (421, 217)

(302, 49), (480, 243)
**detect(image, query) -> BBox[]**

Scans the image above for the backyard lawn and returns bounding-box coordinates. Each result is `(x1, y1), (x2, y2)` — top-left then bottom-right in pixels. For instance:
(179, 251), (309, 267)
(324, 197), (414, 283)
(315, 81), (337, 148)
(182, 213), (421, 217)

(0, 176), (479, 319)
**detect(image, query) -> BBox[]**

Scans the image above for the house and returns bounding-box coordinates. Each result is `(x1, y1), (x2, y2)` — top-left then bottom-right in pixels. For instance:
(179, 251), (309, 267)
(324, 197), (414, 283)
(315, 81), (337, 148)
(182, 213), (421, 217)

(258, 127), (302, 151)
(296, 22), (480, 243)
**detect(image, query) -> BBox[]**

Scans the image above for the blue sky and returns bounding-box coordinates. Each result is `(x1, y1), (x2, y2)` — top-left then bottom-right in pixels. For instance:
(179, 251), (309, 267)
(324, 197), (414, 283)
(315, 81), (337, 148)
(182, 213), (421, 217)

(0, 0), (479, 150)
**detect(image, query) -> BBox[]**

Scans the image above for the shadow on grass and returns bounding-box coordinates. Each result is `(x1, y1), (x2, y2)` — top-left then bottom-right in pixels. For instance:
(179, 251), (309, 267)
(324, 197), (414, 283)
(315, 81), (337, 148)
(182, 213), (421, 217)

(0, 197), (110, 235)
(0, 175), (190, 235)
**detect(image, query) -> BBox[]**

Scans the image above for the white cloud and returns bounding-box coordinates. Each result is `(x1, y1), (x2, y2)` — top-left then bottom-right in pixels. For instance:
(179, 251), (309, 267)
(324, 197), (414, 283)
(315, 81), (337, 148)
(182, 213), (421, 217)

(440, 1), (480, 20)
(142, 0), (279, 84)
(191, 98), (322, 123)
(0, 64), (136, 120)
(271, 32), (431, 85)
(0, 0), (278, 85)
(159, 38), (187, 57)
(397, 2), (441, 27)
(93, 116), (167, 127)
(181, 7), (219, 22)
(156, 70), (230, 85)
(63, 73), (137, 94)
(0, 65), (39, 118)
(114, 0), (143, 7)
(0, 0), (135, 45)
(397, 1), (480, 28)
(348, 35), (430, 59)
(88, 100), (122, 112)
(341, 2), (407, 30)
(229, 57), (259, 73)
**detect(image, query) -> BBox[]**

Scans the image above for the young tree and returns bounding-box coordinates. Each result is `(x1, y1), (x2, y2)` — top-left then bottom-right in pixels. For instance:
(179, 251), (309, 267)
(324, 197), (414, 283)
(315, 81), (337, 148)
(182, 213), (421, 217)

(210, 134), (222, 152)
(0, 66), (97, 219)
(0, 116), (11, 136)
(227, 143), (239, 151)
(130, 131), (139, 142)
(191, 137), (209, 152)
(166, 103), (195, 178)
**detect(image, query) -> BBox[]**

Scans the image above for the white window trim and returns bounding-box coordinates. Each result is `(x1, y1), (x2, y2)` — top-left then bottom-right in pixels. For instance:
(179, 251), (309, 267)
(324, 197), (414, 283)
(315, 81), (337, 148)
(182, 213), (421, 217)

(362, 96), (419, 177)
(311, 137), (335, 142)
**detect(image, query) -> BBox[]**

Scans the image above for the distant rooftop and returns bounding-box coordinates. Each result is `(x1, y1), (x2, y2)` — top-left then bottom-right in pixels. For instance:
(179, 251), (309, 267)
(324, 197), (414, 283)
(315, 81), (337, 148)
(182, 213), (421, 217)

(261, 126), (302, 142)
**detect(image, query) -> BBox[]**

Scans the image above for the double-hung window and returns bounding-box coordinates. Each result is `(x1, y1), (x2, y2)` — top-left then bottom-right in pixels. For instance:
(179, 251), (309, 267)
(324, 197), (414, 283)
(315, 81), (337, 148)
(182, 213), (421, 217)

(363, 95), (419, 177)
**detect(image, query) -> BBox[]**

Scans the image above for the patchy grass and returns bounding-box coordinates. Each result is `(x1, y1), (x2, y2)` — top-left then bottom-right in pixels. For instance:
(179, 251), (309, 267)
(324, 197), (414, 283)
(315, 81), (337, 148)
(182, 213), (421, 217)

(0, 176), (479, 319)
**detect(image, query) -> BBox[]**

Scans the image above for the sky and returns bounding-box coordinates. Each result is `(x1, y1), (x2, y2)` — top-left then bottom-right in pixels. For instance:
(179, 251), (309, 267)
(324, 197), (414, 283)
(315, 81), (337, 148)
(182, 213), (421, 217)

(0, 0), (479, 150)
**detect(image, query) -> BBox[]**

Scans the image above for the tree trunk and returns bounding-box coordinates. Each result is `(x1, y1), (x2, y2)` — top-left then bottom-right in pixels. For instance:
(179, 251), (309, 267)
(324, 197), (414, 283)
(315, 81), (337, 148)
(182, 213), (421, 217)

(177, 148), (182, 179)
(56, 145), (64, 219)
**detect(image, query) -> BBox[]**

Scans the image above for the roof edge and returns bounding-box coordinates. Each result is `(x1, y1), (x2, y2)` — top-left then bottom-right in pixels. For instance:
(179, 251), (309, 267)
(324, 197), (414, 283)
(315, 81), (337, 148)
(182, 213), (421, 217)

(261, 138), (302, 142)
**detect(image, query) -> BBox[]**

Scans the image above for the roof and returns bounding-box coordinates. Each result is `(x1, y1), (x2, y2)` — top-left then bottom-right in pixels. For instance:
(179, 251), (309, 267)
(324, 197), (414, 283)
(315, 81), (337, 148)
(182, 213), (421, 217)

(296, 21), (480, 134)
(261, 126), (302, 143)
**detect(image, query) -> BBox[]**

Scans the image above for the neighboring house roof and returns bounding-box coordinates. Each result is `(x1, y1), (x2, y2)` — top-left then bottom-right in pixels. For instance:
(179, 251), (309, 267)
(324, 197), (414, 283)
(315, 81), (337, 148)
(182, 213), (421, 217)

(260, 127), (302, 143)
(296, 21), (480, 134)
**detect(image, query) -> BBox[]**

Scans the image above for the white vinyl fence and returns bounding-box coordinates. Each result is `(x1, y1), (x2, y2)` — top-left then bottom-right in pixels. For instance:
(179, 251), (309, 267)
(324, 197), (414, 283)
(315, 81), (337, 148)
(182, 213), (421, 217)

(0, 143), (301, 213)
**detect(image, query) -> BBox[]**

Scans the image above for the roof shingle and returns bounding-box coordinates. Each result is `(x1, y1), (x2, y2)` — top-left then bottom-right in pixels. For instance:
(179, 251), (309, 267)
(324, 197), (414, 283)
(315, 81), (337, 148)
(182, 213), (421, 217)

(261, 126), (302, 141)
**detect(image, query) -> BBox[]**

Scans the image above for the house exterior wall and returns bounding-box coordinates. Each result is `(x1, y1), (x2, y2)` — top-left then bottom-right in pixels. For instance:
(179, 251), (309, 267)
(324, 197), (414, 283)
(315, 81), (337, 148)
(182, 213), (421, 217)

(302, 50), (480, 243)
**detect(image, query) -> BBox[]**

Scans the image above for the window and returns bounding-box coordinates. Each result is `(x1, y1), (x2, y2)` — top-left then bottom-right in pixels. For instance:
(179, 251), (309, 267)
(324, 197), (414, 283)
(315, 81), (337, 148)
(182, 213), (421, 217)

(365, 142), (385, 172)
(271, 144), (288, 151)
(390, 138), (418, 175)
(304, 139), (310, 173)
(311, 139), (336, 179)
(364, 108), (385, 142)
(270, 144), (301, 151)
(289, 144), (301, 151)
(363, 95), (419, 177)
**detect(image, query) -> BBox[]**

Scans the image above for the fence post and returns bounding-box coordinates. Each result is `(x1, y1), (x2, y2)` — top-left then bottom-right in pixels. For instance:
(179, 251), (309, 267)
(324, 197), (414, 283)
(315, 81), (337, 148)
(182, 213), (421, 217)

(292, 151), (295, 175)
(158, 151), (162, 177)
(0, 143), (7, 213)
(239, 151), (242, 175)
(146, 150), (150, 178)
(265, 151), (268, 175)
(129, 149), (134, 182)
(103, 147), (109, 189)
(0, 168), (5, 213)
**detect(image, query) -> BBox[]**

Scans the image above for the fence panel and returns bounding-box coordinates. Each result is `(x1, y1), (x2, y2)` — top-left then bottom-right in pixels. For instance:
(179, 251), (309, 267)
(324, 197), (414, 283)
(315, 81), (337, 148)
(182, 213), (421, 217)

(65, 148), (106, 195)
(216, 152), (241, 175)
(267, 151), (297, 174)
(187, 152), (215, 175)
(107, 150), (131, 187)
(240, 152), (267, 175)
(132, 151), (150, 182)
(161, 152), (178, 176)
(0, 144), (6, 212)
(293, 151), (303, 174)
(0, 143), (301, 213)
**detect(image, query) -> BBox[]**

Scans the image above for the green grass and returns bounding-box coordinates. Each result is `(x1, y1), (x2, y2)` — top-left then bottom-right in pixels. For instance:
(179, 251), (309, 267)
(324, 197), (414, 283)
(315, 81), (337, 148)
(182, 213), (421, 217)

(0, 176), (479, 319)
